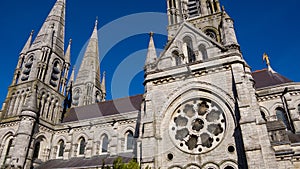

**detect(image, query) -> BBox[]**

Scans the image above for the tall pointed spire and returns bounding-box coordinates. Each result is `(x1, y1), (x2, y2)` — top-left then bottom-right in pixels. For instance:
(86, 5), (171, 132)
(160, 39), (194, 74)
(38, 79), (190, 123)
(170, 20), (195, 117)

(31, 0), (66, 56)
(75, 19), (101, 89)
(65, 39), (72, 64)
(72, 19), (103, 107)
(145, 32), (157, 67)
(20, 30), (34, 55)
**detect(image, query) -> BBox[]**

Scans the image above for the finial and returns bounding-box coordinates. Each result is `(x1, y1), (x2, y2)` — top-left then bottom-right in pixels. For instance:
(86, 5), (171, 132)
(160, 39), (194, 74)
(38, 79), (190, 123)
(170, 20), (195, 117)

(149, 32), (154, 37)
(95, 16), (98, 27)
(222, 6), (225, 11)
(32, 80), (38, 90)
(30, 30), (34, 36)
(69, 39), (72, 45)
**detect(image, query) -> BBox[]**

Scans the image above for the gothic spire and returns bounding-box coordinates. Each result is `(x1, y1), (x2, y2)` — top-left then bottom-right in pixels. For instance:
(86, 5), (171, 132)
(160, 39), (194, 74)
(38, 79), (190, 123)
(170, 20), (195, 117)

(65, 39), (72, 64)
(31, 0), (66, 56)
(75, 19), (101, 89)
(20, 30), (34, 55)
(145, 32), (157, 69)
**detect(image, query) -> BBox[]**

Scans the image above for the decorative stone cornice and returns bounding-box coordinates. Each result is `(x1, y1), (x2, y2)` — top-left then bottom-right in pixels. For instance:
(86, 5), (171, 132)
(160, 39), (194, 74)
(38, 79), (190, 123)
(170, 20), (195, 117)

(152, 65), (231, 85)
(257, 91), (300, 102)
(39, 125), (55, 134)
(257, 94), (282, 102)
(0, 121), (20, 128)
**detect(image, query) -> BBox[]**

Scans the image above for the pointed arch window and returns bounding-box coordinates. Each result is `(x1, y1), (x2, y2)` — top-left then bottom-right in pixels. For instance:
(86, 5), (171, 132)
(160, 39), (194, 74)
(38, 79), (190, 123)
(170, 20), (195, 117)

(126, 131), (134, 151)
(57, 140), (65, 157)
(101, 134), (109, 153)
(78, 137), (86, 155)
(21, 56), (34, 81)
(73, 88), (81, 106)
(95, 91), (102, 103)
(260, 111), (267, 122)
(213, 0), (219, 12)
(205, 29), (217, 41)
(3, 138), (13, 165)
(199, 44), (208, 61)
(33, 142), (41, 159)
(183, 36), (196, 63)
(276, 107), (291, 130)
(50, 61), (61, 88)
(172, 51), (181, 66)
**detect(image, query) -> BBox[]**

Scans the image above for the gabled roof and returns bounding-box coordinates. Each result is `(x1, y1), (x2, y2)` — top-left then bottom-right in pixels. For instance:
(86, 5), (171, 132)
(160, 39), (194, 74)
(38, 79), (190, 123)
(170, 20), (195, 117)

(159, 21), (225, 58)
(252, 69), (293, 89)
(63, 94), (143, 122)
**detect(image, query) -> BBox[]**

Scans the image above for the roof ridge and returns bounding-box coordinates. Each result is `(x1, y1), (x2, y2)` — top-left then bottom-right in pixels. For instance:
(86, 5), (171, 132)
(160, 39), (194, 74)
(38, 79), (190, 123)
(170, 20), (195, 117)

(102, 94), (143, 104)
(252, 68), (268, 73)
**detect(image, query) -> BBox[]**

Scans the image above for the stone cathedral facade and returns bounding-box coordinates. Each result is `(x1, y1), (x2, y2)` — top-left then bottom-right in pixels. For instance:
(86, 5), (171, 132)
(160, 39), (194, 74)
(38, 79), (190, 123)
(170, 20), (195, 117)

(0, 0), (300, 169)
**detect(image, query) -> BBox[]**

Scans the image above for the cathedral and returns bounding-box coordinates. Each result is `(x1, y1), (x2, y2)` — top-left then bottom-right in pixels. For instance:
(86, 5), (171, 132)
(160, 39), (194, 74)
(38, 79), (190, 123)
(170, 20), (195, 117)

(1, 0), (300, 168)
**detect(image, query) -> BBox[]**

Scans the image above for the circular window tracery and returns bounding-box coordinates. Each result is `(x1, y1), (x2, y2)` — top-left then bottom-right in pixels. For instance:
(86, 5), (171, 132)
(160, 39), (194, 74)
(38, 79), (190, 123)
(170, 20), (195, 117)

(205, 29), (217, 41)
(169, 98), (226, 154)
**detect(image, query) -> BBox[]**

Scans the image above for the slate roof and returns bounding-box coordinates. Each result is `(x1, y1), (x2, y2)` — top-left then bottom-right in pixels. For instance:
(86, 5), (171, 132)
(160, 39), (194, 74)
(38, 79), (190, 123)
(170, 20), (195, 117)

(63, 94), (143, 122)
(36, 153), (135, 169)
(252, 69), (293, 89)
(62, 69), (292, 122)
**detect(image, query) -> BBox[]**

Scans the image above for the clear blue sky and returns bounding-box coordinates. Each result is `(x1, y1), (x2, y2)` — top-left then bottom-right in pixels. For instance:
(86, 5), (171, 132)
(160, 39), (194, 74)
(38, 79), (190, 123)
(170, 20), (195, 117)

(0, 0), (299, 103)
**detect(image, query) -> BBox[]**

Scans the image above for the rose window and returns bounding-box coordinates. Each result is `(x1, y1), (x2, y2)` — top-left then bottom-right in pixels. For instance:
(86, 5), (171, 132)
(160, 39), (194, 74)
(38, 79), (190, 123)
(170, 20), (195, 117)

(169, 99), (226, 154)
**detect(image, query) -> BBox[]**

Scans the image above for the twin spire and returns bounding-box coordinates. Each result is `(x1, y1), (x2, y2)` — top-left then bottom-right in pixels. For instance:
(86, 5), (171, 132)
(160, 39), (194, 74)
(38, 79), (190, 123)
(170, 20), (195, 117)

(74, 18), (102, 89)
(18, 0), (106, 106)
(72, 18), (106, 106)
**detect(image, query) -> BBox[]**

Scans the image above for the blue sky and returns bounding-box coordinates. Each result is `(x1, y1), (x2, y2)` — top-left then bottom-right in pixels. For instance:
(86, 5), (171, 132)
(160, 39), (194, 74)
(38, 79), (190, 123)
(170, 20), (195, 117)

(0, 0), (299, 102)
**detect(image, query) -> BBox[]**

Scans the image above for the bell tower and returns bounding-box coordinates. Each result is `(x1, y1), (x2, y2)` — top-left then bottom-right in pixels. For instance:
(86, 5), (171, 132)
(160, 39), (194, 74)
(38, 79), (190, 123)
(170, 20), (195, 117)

(0, 0), (70, 168)
(0, 0), (68, 124)
(167, 0), (238, 49)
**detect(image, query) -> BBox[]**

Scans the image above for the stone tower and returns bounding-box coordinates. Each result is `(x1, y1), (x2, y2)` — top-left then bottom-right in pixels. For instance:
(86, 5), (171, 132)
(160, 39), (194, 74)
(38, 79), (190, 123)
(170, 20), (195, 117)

(0, 0), (68, 123)
(72, 20), (106, 107)
(139, 0), (277, 168)
(0, 0), (68, 168)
